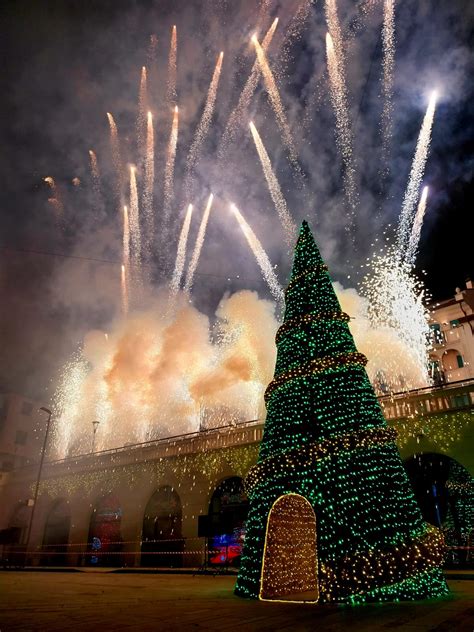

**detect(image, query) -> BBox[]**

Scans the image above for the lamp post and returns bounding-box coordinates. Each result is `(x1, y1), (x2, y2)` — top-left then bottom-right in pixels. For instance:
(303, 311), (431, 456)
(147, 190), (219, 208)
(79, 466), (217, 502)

(92, 420), (100, 452)
(24, 407), (52, 564)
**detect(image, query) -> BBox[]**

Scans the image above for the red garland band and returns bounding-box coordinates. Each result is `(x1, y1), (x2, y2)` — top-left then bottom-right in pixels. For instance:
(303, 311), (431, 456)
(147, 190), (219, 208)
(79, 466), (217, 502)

(319, 525), (445, 601)
(275, 310), (351, 344)
(264, 351), (368, 402)
(245, 426), (397, 496)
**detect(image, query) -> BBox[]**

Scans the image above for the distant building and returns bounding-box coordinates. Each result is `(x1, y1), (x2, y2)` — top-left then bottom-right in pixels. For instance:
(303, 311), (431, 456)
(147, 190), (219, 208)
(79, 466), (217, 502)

(429, 280), (474, 384)
(0, 393), (43, 474)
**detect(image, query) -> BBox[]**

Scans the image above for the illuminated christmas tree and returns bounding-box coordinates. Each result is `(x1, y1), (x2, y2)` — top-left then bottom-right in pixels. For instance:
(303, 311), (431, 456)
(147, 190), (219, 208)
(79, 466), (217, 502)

(235, 221), (448, 603)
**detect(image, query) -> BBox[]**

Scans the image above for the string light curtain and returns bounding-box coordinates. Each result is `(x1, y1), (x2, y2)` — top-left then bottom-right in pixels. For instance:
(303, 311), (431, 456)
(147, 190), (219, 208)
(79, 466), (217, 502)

(235, 221), (448, 603)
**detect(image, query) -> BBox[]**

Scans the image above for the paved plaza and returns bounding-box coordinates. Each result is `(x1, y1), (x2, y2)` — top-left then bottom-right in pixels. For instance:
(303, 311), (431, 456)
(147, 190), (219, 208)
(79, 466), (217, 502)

(0, 572), (473, 631)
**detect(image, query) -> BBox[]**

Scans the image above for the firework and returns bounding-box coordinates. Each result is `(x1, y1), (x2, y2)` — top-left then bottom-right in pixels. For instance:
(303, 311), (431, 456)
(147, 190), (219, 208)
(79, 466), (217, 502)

(185, 52), (224, 193)
(184, 193), (214, 293)
(275, 0), (312, 82)
(167, 25), (177, 107)
(141, 111), (155, 258)
(326, 32), (358, 214)
(121, 264), (129, 315)
(252, 34), (300, 172)
(137, 66), (148, 160)
(249, 121), (296, 246)
(107, 112), (123, 199)
(123, 205), (130, 272)
(163, 105), (179, 230)
(406, 186), (429, 266)
(170, 203), (194, 295)
(230, 203), (283, 304)
(128, 166), (142, 272)
(397, 91), (437, 252)
(219, 18), (278, 157)
(88, 150), (103, 216)
(44, 176), (64, 220)
(380, 0), (395, 172)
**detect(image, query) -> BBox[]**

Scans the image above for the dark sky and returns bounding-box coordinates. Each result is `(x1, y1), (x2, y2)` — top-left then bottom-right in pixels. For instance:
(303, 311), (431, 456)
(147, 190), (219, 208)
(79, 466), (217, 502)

(0, 0), (472, 399)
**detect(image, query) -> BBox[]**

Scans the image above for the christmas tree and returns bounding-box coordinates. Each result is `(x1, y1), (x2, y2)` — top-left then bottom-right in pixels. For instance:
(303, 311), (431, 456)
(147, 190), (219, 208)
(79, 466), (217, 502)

(235, 221), (448, 603)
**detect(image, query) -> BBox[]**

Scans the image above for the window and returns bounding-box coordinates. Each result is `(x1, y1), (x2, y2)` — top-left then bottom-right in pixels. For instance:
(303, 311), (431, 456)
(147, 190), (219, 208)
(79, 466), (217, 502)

(450, 319), (460, 328)
(429, 323), (444, 345)
(456, 355), (464, 368)
(21, 401), (33, 415)
(15, 430), (28, 446)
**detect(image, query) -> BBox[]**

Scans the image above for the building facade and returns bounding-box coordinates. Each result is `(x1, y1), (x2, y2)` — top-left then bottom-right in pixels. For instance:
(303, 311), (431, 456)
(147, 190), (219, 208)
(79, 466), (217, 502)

(0, 380), (472, 570)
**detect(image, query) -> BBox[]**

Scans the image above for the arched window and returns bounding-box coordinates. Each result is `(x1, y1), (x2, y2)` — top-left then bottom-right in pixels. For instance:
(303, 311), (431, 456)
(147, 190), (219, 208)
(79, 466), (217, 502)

(42, 500), (70, 565)
(404, 454), (473, 568)
(141, 486), (183, 567)
(88, 493), (123, 567)
(207, 477), (249, 567)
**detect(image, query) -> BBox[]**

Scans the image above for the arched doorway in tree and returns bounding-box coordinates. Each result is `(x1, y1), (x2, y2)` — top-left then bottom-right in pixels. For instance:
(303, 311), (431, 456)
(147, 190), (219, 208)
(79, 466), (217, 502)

(208, 477), (249, 567)
(87, 493), (123, 566)
(141, 486), (183, 567)
(42, 500), (70, 565)
(404, 453), (473, 568)
(260, 493), (318, 602)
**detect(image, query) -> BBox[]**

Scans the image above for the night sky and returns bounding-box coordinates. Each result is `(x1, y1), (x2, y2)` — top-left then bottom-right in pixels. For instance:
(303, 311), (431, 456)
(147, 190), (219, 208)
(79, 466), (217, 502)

(0, 0), (472, 399)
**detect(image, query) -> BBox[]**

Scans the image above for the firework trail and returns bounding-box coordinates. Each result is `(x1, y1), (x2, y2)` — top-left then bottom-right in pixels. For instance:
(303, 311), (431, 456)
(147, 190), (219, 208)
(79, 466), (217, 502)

(184, 194), (214, 293)
(218, 18), (278, 157)
(141, 111), (155, 258)
(163, 105), (179, 230)
(170, 204), (193, 295)
(167, 25), (178, 107)
(185, 52), (224, 194)
(397, 92), (437, 252)
(44, 176), (63, 210)
(326, 32), (358, 214)
(147, 34), (158, 65)
(123, 205), (130, 271)
(275, 0), (312, 82)
(129, 166), (142, 271)
(380, 0), (395, 173)
(406, 186), (429, 266)
(88, 150), (103, 216)
(252, 34), (300, 173)
(107, 112), (123, 199)
(230, 203), (283, 304)
(136, 66), (148, 160)
(121, 265), (129, 315)
(249, 121), (296, 246)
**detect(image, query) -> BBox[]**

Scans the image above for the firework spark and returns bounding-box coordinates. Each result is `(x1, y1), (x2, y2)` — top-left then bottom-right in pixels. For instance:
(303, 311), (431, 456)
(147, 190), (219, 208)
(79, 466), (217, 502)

(219, 18), (278, 157)
(406, 186), (429, 266)
(184, 194), (214, 293)
(44, 176), (64, 218)
(380, 0), (395, 172)
(163, 105), (179, 230)
(397, 91), (437, 252)
(170, 203), (194, 295)
(107, 112), (123, 200)
(252, 34), (300, 172)
(249, 121), (296, 246)
(88, 150), (103, 216)
(167, 25), (178, 107)
(326, 32), (358, 214)
(123, 205), (130, 271)
(141, 111), (155, 258)
(137, 66), (148, 160)
(129, 166), (142, 272)
(275, 0), (312, 82)
(185, 52), (224, 193)
(230, 203), (283, 304)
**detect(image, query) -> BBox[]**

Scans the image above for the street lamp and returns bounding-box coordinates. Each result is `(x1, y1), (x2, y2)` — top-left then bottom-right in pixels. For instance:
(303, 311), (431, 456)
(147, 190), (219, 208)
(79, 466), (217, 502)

(92, 420), (100, 452)
(24, 407), (52, 563)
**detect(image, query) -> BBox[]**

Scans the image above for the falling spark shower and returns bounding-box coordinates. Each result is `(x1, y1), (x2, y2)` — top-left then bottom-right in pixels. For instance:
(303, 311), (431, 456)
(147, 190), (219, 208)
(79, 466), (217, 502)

(167, 25), (178, 107)
(184, 194), (214, 293)
(406, 186), (429, 266)
(170, 203), (194, 296)
(381, 0), (396, 171)
(163, 106), (179, 231)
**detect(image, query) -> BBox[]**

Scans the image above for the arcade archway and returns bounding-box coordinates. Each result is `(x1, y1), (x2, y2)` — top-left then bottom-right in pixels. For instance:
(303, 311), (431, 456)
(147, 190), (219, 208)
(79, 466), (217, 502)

(141, 486), (183, 567)
(87, 493), (123, 566)
(404, 453), (473, 567)
(42, 500), (70, 565)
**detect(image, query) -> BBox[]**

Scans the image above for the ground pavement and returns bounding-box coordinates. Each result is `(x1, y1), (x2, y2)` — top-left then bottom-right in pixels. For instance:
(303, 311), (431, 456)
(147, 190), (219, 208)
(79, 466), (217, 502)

(0, 572), (473, 631)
